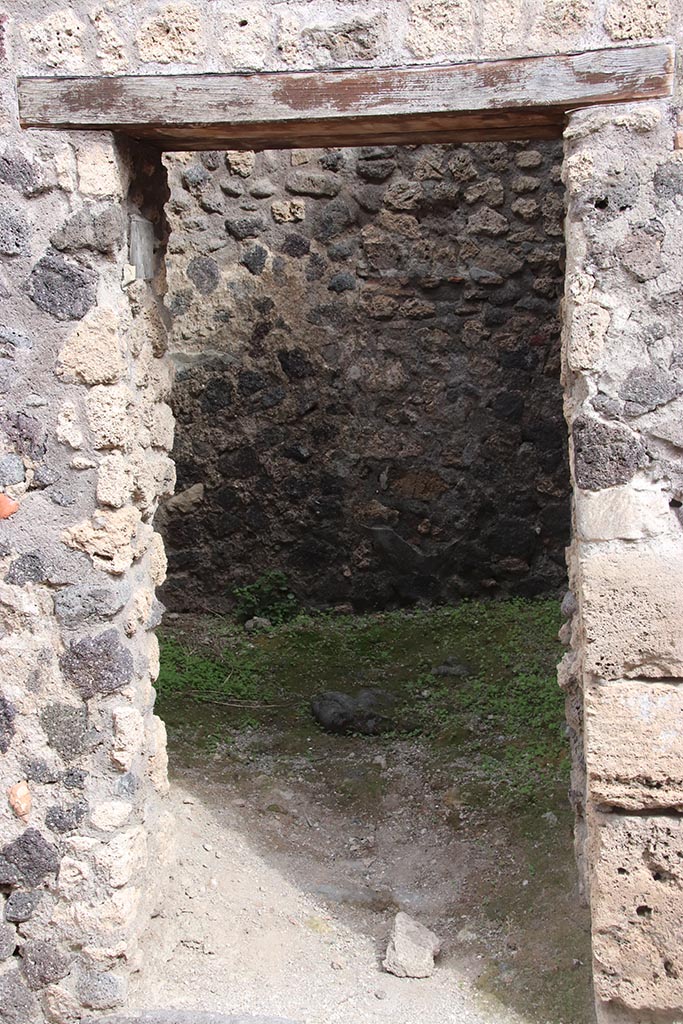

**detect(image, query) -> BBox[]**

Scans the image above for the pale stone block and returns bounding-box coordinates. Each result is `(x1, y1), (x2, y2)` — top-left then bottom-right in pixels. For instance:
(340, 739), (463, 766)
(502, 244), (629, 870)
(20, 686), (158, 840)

(590, 811), (683, 1013)
(24, 10), (85, 71)
(56, 402), (84, 450)
(586, 679), (683, 810)
(137, 3), (203, 64)
(57, 855), (92, 901)
(86, 385), (136, 450)
(225, 151), (255, 178)
(76, 144), (125, 199)
(150, 403), (175, 451)
(62, 507), (143, 575)
(111, 706), (144, 772)
(147, 714), (169, 795)
(604, 0), (670, 40)
(57, 310), (126, 386)
(405, 0), (475, 59)
(147, 532), (167, 587)
(575, 480), (676, 542)
(97, 453), (133, 509)
(90, 8), (126, 73)
(579, 540), (683, 679)
(95, 828), (147, 888)
(565, 302), (611, 372)
(90, 800), (133, 832)
(271, 199), (305, 223)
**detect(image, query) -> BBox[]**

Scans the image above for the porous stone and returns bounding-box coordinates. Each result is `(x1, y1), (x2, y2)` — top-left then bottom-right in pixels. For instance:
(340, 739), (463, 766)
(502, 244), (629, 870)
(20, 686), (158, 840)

(137, 3), (202, 64)
(572, 416), (647, 491)
(57, 309), (126, 386)
(24, 10), (85, 70)
(579, 541), (683, 680)
(45, 802), (88, 834)
(0, 921), (17, 959)
(0, 969), (39, 1024)
(40, 704), (89, 761)
(77, 970), (128, 1010)
(27, 255), (98, 322)
(20, 939), (71, 990)
(0, 454), (25, 486)
(225, 215), (264, 240)
(383, 911), (441, 978)
(586, 680), (683, 810)
(54, 584), (129, 627)
(5, 891), (39, 924)
(591, 812), (683, 1013)
(0, 695), (16, 753)
(60, 629), (134, 700)
(186, 256), (220, 294)
(604, 0), (670, 40)
(0, 149), (40, 196)
(5, 554), (49, 586)
(286, 172), (340, 198)
(0, 209), (30, 256)
(1, 828), (59, 887)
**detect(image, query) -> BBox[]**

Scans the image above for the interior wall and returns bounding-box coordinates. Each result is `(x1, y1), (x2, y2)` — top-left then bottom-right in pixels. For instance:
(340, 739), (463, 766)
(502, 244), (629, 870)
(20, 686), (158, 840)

(159, 140), (569, 612)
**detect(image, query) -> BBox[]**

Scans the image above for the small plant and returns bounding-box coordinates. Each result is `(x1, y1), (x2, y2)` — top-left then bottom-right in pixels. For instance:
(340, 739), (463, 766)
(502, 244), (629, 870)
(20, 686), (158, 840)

(233, 570), (299, 624)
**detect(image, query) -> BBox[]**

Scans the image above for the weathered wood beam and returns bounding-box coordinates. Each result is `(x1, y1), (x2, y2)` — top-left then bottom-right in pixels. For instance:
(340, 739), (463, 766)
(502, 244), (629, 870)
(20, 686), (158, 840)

(17, 43), (674, 151)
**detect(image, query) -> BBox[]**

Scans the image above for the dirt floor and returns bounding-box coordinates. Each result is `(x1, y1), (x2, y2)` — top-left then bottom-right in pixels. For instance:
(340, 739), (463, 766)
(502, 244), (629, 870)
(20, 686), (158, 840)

(130, 606), (595, 1024)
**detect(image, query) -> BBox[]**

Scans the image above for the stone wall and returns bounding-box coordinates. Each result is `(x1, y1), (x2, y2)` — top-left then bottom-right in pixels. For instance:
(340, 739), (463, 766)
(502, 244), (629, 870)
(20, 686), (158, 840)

(1, 2), (682, 1023)
(159, 140), (568, 612)
(561, 101), (683, 1024)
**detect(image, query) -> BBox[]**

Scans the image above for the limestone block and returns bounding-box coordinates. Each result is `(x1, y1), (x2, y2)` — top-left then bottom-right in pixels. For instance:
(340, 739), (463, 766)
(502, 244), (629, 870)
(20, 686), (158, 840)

(137, 3), (202, 64)
(86, 385), (136, 450)
(147, 532), (167, 587)
(591, 811), (683, 1013)
(147, 715), (169, 795)
(23, 10), (85, 70)
(57, 310), (126, 386)
(579, 540), (683, 679)
(95, 828), (147, 889)
(604, 0), (671, 40)
(111, 707), (144, 772)
(225, 151), (255, 178)
(405, 0), (474, 59)
(575, 479), (676, 542)
(76, 143), (126, 199)
(149, 403), (175, 451)
(42, 982), (82, 1024)
(56, 402), (84, 450)
(90, 800), (132, 832)
(57, 855), (93, 901)
(271, 199), (305, 223)
(61, 507), (143, 575)
(71, 885), (141, 935)
(90, 8), (126, 73)
(97, 453), (134, 509)
(586, 679), (683, 810)
(220, 5), (272, 70)
(565, 302), (611, 372)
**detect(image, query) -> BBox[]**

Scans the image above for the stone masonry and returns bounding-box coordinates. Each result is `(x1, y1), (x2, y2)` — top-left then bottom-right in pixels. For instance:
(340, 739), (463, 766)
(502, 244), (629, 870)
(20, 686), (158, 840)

(159, 140), (568, 612)
(0, 3), (682, 1024)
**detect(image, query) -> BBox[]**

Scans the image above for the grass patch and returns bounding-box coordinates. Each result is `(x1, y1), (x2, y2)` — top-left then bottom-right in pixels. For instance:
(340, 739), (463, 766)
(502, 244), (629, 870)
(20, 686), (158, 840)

(157, 598), (566, 807)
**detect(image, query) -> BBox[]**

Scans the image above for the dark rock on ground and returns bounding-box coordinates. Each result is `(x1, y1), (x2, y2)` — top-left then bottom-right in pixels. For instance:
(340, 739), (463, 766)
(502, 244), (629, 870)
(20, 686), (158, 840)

(311, 689), (394, 736)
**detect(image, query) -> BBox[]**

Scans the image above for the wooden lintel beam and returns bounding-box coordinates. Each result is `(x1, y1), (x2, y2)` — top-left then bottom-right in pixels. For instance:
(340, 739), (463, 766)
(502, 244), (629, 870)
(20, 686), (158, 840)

(17, 43), (674, 151)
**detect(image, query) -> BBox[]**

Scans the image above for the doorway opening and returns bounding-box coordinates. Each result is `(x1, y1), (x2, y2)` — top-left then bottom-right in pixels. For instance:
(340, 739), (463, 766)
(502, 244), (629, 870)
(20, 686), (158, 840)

(144, 138), (593, 1024)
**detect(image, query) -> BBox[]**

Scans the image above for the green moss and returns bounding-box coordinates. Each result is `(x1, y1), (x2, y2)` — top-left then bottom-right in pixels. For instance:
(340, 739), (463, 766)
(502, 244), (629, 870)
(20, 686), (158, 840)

(157, 598), (567, 808)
